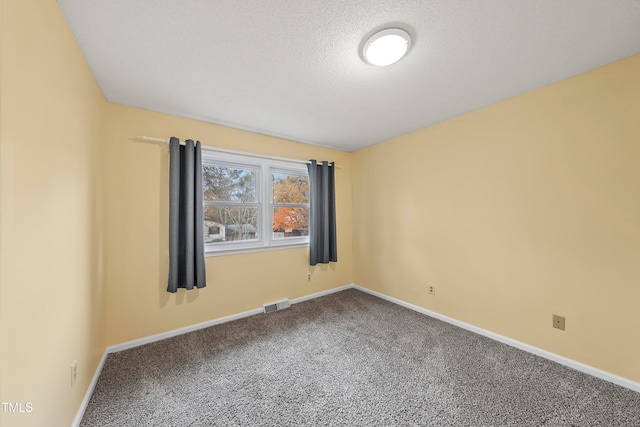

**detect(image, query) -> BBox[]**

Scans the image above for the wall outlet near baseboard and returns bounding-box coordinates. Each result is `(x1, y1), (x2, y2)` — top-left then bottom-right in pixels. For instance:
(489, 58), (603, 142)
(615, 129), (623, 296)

(552, 314), (565, 331)
(428, 285), (436, 295)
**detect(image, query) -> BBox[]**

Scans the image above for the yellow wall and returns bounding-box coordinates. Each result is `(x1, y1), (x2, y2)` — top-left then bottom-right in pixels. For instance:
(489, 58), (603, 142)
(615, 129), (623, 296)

(105, 104), (353, 345)
(353, 54), (640, 382)
(0, 0), (108, 426)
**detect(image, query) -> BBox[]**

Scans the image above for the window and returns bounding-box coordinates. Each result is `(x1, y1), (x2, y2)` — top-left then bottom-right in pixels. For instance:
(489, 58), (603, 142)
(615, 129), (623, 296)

(202, 150), (309, 254)
(272, 170), (310, 239)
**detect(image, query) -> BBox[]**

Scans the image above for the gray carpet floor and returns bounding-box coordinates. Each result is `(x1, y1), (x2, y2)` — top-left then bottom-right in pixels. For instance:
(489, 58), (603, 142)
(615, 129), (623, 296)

(81, 288), (640, 426)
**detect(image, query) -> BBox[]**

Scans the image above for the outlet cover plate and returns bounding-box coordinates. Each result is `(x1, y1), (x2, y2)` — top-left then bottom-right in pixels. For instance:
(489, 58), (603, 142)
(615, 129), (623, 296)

(552, 314), (565, 331)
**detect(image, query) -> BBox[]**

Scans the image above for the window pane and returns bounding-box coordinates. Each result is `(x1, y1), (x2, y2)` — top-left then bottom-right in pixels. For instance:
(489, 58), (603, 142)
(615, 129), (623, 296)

(272, 173), (309, 204)
(204, 206), (258, 243)
(203, 165), (257, 203)
(273, 207), (309, 239)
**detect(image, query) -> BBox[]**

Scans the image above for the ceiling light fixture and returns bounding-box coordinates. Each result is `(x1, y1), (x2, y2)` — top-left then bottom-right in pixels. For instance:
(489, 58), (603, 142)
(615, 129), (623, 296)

(362, 28), (412, 66)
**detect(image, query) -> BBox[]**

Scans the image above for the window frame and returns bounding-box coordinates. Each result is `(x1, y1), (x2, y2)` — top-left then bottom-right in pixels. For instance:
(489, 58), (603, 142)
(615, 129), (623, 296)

(201, 149), (309, 256)
(269, 167), (311, 245)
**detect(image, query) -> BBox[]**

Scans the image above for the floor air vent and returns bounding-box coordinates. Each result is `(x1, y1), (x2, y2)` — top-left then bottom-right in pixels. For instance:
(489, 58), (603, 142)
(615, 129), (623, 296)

(263, 299), (290, 313)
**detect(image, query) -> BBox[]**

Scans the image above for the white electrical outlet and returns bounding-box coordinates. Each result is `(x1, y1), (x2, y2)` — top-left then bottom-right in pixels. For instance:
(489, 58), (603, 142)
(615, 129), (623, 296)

(428, 285), (436, 295)
(71, 361), (77, 387)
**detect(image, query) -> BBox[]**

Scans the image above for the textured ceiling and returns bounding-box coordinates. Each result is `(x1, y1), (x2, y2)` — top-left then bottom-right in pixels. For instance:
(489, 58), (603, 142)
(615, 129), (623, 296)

(58, 1), (640, 152)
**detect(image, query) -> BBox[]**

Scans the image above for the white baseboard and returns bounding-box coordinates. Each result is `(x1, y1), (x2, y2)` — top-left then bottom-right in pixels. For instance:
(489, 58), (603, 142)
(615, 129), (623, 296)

(71, 351), (108, 427)
(290, 284), (353, 304)
(351, 284), (640, 394)
(106, 307), (264, 354)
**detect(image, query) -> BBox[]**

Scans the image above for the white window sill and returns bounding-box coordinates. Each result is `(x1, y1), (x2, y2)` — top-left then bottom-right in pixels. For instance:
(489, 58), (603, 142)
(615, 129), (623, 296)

(205, 242), (309, 257)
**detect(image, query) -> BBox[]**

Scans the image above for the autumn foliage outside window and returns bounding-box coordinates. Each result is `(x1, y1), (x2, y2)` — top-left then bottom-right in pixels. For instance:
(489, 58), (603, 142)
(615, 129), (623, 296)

(272, 172), (310, 239)
(201, 152), (310, 253)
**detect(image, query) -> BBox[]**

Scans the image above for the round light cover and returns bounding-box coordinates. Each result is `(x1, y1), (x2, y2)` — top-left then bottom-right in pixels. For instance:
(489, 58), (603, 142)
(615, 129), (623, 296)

(363, 28), (411, 66)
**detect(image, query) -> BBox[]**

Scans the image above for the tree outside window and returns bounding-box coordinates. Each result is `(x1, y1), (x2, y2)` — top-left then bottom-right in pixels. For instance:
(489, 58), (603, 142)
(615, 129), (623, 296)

(201, 155), (310, 254)
(203, 164), (258, 243)
(272, 172), (309, 239)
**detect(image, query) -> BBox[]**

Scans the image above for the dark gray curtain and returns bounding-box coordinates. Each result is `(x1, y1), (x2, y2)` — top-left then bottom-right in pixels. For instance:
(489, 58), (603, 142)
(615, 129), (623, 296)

(167, 137), (206, 293)
(307, 160), (337, 266)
